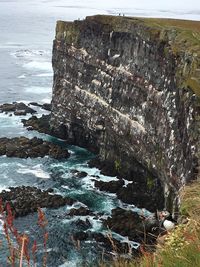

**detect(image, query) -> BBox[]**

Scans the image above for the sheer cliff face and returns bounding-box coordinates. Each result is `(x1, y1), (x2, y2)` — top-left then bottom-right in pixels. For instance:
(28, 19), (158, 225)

(51, 15), (200, 211)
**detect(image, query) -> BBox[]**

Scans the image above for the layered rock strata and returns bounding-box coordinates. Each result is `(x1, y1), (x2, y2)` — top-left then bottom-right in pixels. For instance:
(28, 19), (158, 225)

(50, 15), (200, 212)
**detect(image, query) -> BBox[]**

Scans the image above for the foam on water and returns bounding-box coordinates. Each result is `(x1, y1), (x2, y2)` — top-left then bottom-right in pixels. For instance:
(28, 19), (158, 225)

(34, 73), (53, 77)
(18, 74), (26, 79)
(17, 164), (50, 179)
(25, 86), (52, 94)
(0, 185), (10, 193)
(23, 61), (52, 72)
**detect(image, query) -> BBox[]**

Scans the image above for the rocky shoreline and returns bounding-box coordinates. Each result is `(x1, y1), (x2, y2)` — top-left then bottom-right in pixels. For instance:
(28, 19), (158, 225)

(0, 136), (70, 159)
(0, 186), (75, 217)
(0, 100), (169, 255)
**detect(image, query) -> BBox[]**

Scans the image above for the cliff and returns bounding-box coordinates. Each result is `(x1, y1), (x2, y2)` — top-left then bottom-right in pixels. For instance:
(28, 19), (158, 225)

(50, 15), (200, 213)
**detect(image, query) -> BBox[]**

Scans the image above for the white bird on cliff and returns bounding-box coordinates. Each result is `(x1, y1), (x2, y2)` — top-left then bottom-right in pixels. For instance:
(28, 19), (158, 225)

(158, 210), (176, 231)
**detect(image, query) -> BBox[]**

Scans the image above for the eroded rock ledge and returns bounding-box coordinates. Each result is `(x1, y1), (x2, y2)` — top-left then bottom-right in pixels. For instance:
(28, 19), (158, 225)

(50, 15), (200, 213)
(0, 137), (69, 159)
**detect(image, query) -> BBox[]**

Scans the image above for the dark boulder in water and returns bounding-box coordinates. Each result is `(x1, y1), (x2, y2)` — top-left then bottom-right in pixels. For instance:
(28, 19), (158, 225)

(73, 231), (89, 241)
(29, 102), (52, 111)
(0, 186), (75, 217)
(0, 136), (70, 159)
(68, 207), (93, 216)
(70, 169), (88, 178)
(103, 208), (160, 246)
(94, 179), (124, 193)
(22, 115), (52, 135)
(0, 102), (36, 115)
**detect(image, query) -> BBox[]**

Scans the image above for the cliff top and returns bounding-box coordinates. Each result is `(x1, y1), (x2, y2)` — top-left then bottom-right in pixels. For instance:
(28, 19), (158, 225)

(56, 15), (200, 97)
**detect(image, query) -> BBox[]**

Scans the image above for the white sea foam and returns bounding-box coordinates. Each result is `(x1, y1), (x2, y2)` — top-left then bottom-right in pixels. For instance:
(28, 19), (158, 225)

(87, 217), (103, 232)
(18, 74), (26, 79)
(34, 73), (53, 77)
(25, 86), (52, 94)
(41, 98), (51, 103)
(0, 186), (10, 193)
(59, 260), (80, 267)
(17, 164), (50, 179)
(106, 231), (140, 250)
(23, 61), (52, 72)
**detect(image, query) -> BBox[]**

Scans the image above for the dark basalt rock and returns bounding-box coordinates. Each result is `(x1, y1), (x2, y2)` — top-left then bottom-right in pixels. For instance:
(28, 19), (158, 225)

(74, 218), (92, 229)
(22, 115), (51, 135)
(94, 179), (124, 193)
(29, 102), (52, 111)
(90, 232), (140, 256)
(73, 231), (89, 241)
(116, 182), (164, 212)
(68, 207), (93, 216)
(88, 157), (119, 177)
(70, 169), (88, 178)
(103, 208), (160, 245)
(0, 136), (70, 159)
(0, 186), (75, 217)
(0, 102), (36, 115)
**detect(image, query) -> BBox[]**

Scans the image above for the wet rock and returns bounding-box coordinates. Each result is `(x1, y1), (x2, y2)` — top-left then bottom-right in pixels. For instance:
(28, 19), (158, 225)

(74, 218), (92, 229)
(0, 102), (36, 115)
(116, 182), (164, 212)
(29, 102), (52, 111)
(90, 232), (140, 255)
(94, 179), (124, 193)
(14, 110), (27, 116)
(68, 207), (93, 216)
(103, 208), (160, 245)
(0, 186), (75, 217)
(22, 115), (51, 135)
(73, 231), (88, 241)
(0, 136), (70, 159)
(70, 170), (88, 178)
(88, 157), (118, 177)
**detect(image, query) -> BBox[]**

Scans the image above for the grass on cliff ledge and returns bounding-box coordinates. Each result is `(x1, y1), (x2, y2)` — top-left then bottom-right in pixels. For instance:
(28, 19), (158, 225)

(100, 180), (200, 267)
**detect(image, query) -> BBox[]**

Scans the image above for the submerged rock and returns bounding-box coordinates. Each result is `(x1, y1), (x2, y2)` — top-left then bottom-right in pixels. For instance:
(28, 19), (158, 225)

(0, 136), (70, 159)
(0, 186), (75, 217)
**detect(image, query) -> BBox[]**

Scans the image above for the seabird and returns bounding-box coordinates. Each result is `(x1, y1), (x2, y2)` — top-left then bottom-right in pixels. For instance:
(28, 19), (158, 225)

(158, 210), (176, 231)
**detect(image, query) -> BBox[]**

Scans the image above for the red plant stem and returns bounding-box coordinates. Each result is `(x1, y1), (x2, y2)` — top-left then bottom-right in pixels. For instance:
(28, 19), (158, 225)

(20, 235), (26, 267)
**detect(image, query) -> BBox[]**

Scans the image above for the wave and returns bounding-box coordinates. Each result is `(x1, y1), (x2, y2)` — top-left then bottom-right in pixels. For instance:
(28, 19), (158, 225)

(25, 86), (52, 94)
(17, 164), (50, 179)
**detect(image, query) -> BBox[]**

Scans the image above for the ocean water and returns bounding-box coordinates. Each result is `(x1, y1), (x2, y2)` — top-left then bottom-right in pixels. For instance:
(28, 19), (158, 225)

(0, 0), (199, 266)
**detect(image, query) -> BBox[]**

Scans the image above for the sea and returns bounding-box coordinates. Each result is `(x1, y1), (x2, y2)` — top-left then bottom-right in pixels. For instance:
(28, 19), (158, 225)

(0, 0), (199, 266)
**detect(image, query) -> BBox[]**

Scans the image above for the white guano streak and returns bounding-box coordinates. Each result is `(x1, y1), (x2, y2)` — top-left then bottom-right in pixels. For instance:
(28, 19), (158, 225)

(74, 85), (146, 133)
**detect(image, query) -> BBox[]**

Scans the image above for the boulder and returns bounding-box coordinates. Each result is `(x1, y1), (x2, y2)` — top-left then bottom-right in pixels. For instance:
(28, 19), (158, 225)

(0, 186), (75, 217)
(0, 136), (70, 159)
(22, 115), (51, 135)
(0, 102), (36, 115)
(94, 179), (124, 193)
(68, 207), (93, 216)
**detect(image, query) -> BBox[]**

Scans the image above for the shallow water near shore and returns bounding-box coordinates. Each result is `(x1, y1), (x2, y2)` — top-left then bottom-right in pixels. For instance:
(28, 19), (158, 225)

(0, 0), (199, 266)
